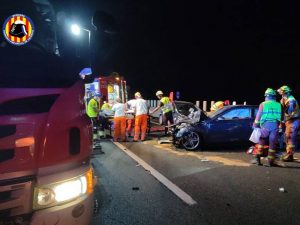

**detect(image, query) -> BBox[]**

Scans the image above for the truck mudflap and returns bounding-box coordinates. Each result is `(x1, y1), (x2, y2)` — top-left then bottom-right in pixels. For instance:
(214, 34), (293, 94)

(30, 193), (94, 225)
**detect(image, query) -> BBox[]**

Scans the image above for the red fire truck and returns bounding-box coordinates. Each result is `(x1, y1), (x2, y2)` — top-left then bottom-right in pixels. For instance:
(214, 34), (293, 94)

(0, 1), (96, 224)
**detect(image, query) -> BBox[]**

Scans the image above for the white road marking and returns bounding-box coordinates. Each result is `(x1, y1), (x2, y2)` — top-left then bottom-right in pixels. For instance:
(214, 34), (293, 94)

(113, 141), (197, 206)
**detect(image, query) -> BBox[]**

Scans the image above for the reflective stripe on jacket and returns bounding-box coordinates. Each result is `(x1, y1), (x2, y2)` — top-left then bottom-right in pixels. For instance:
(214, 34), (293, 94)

(260, 100), (281, 125)
(283, 95), (300, 121)
(87, 98), (99, 118)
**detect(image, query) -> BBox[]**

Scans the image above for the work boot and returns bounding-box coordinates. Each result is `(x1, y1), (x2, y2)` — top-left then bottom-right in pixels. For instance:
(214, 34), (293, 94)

(264, 159), (284, 167)
(98, 130), (106, 139)
(264, 159), (275, 167)
(251, 155), (262, 166)
(281, 154), (294, 162)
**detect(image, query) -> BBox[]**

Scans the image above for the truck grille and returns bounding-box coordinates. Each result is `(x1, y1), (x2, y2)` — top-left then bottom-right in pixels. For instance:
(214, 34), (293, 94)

(0, 125), (16, 138)
(0, 149), (15, 163)
(0, 191), (10, 203)
(0, 178), (34, 218)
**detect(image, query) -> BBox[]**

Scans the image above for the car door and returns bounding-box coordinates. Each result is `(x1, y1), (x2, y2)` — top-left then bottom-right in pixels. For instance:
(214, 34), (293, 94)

(231, 107), (253, 142)
(205, 107), (253, 144)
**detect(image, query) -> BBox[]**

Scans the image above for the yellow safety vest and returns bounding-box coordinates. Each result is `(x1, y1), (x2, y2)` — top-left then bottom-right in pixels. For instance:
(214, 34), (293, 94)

(101, 103), (111, 111)
(161, 97), (172, 114)
(260, 100), (282, 125)
(87, 98), (99, 118)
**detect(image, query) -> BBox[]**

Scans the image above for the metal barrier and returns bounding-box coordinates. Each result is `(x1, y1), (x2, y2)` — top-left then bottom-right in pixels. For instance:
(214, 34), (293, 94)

(146, 100), (246, 112)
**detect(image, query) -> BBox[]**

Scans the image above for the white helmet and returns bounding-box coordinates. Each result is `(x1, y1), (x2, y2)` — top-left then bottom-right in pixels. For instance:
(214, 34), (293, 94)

(156, 90), (163, 96)
(135, 92), (141, 98)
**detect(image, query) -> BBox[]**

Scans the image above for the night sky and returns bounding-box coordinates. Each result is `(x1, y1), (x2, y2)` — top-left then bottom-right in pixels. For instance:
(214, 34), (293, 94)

(53, 0), (300, 104)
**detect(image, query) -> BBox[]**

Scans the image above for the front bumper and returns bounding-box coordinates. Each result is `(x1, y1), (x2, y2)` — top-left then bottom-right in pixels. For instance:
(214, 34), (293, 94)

(30, 193), (94, 225)
(175, 126), (190, 138)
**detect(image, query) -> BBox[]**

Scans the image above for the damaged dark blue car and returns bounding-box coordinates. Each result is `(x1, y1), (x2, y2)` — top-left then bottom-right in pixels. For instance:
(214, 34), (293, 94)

(174, 105), (259, 150)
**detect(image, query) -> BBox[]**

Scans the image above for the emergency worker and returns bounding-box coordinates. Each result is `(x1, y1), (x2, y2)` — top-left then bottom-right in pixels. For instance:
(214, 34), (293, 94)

(277, 85), (300, 162)
(126, 97), (136, 137)
(150, 90), (174, 135)
(98, 100), (112, 138)
(210, 101), (224, 112)
(112, 98), (127, 142)
(101, 101), (112, 111)
(87, 93), (101, 140)
(133, 92), (148, 142)
(252, 88), (282, 167)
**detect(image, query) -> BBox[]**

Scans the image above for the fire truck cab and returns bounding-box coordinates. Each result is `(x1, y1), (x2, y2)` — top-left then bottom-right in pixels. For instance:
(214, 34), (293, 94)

(0, 1), (96, 224)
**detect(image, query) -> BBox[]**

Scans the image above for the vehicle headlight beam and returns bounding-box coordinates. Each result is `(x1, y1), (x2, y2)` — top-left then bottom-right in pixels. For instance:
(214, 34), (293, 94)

(33, 168), (93, 210)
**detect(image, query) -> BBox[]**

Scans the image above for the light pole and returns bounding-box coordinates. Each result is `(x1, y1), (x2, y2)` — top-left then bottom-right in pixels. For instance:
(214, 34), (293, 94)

(71, 24), (91, 67)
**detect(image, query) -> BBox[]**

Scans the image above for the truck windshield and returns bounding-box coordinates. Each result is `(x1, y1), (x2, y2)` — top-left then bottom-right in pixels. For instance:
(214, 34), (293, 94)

(0, 47), (81, 88)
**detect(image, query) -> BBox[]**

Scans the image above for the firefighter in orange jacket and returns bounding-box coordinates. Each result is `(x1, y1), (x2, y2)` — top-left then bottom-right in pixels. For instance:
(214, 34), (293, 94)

(277, 85), (300, 162)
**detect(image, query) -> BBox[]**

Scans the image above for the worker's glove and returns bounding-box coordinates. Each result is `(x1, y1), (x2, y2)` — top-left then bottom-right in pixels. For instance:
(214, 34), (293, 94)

(278, 122), (285, 133)
(252, 123), (260, 129)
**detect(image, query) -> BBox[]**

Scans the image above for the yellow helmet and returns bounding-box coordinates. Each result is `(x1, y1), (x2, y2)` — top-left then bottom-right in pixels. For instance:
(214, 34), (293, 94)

(264, 88), (276, 96)
(156, 90), (163, 96)
(277, 85), (292, 94)
(210, 101), (224, 112)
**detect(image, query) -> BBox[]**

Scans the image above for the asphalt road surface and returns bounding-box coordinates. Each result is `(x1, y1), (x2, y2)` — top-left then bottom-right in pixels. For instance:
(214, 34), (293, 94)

(91, 139), (300, 225)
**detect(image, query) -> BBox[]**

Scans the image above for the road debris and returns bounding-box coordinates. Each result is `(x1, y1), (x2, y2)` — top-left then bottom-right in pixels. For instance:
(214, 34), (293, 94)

(279, 187), (286, 193)
(201, 158), (209, 162)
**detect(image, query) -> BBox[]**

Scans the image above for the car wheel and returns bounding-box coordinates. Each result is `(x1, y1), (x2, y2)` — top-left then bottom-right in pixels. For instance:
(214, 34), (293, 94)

(181, 131), (201, 151)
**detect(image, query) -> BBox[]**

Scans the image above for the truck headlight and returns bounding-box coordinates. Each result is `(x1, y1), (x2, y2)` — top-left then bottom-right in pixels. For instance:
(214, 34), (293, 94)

(33, 168), (94, 210)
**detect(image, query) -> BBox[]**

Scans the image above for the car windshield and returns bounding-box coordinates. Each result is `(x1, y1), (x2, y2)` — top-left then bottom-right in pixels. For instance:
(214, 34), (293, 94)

(175, 102), (198, 116)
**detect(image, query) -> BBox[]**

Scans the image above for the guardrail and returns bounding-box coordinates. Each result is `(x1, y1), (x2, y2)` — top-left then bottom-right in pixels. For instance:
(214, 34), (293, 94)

(146, 100), (247, 112)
